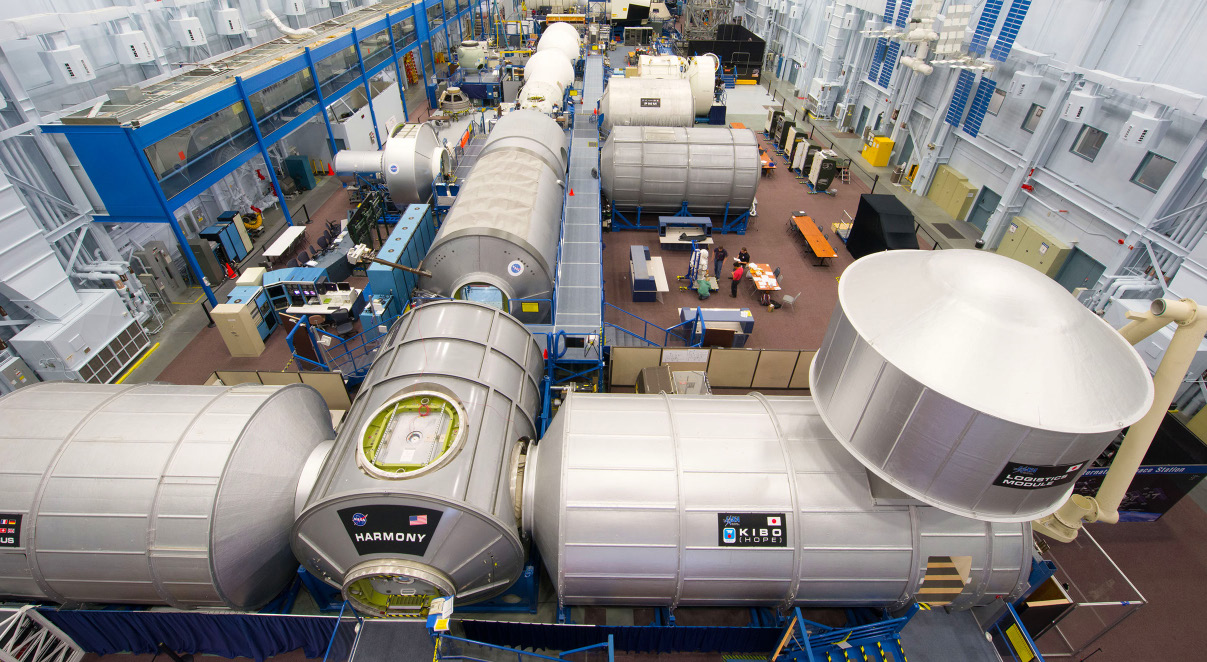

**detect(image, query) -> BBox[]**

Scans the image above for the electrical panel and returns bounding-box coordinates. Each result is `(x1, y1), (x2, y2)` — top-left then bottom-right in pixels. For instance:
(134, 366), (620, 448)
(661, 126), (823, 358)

(1120, 110), (1170, 147)
(285, 0), (307, 16)
(1007, 71), (1042, 99)
(114, 31), (154, 65)
(170, 17), (205, 47)
(1061, 89), (1101, 124)
(215, 8), (244, 36)
(39, 45), (96, 85)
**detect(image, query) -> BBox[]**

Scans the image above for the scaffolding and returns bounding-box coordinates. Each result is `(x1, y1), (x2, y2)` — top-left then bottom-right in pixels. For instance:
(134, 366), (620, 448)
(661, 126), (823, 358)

(682, 0), (734, 40)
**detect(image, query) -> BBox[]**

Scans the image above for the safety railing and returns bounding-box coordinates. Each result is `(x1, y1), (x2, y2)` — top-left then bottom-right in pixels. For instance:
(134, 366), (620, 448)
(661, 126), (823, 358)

(602, 302), (704, 347)
(321, 602), (363, 662)
(773, 605), (915, 662)
(286, 315), (395, 384)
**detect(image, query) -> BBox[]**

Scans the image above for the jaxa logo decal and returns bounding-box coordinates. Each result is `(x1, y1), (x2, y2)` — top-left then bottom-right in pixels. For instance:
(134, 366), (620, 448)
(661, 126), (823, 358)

(352, 513), (368, 527)
(1014, 465), (1039, 474)
(723, 515), (741, 526)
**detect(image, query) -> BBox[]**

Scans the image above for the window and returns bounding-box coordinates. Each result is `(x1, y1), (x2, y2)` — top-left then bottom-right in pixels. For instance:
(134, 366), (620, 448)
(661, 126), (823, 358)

(1070, 125), (1108, 162)
(1132, 152), (1176, 192)
(987, 88), (1006, 115)
(1022, 104), (1044, 132)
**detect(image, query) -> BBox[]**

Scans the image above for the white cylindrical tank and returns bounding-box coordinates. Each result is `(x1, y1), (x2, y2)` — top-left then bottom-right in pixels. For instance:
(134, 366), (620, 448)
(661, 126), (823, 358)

(519, 50), (577, 114)
(601, 126), (760, 213)
(811, 250), (1154, 522)
(687, 54), (720, 116)
(523, 50), (575, 90)
(417, 110), (567, 322)
(526, 393), (1032, 611)
(332, 123), (450, 206)
(536, 22), (581, 65)
(599, 78), (695, 132)
(293, 301), (544, 617)
(0, 382), (335, 610)
(637, 54), (688, 79)
(458, 40), (487, 70)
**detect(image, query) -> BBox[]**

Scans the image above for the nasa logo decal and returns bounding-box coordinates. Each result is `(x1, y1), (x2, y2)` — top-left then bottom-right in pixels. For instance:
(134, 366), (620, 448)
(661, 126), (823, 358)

(507, 260), (524, 276)
(388, 164), (399, 174)
(351, 513), (368, 526)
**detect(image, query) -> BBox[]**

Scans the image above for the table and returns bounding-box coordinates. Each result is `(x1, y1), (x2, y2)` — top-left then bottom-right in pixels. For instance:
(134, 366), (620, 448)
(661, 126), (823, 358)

(791, 214), (839, 266)
(648, 256), (670, 301)
(746, 263), (780, 306)
(760, 150), (776, 176)
(263, 226), (307, 260)
(285, 288), (361, 316)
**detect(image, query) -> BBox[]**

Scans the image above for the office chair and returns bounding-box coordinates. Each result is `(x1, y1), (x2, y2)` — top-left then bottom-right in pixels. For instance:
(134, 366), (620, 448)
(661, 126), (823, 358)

(329, 310), (356, 336)
(325, 226), (340, 243)
(772, 266), (782, 281)
(286, 258), (299, 268)
(782, 292), (801, 311)
(317, 235), (331, 254)
(296, 250), (310, 265)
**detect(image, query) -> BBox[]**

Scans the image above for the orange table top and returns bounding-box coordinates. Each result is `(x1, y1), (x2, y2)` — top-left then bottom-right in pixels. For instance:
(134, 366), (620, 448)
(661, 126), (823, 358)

(730, 122), (747, 129)
(792, 215), (838, 259)
(747, 263), (781, 291)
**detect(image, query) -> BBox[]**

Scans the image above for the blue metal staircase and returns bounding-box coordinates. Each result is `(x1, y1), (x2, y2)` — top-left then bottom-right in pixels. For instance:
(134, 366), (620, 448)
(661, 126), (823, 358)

(773, 606), (919, 662)
(721, 73), (737, 89)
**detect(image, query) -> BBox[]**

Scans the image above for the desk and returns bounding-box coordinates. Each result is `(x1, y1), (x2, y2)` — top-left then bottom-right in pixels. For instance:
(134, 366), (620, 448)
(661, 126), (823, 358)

(747, 263), (781, 291)
(648, 256), (670, 301)
(760, 151), (776, 176)
(264, 226), (307, 260)
(286, 289), (361, 316)
(791, 214), (839, 266)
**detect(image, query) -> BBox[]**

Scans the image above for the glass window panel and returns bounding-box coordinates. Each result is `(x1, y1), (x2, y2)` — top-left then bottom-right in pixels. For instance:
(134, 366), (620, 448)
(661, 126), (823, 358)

(1132, 152), (1176, 192)
(428, 3), (444, 25)
(249, 68), (318, 138)
(1070, 125), (1107, 162)
(392, 18), (418, 47)
(143, 102), (256, 200)
(360, 29), (393, 70)
(987, 88), (1006, 115)
(1022, 103), (1044, 133)
(318, 45), (361, 98)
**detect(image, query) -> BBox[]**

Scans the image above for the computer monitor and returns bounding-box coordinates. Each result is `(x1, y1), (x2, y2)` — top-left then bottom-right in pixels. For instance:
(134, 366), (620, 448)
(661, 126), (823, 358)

(336, 282), (352, 292)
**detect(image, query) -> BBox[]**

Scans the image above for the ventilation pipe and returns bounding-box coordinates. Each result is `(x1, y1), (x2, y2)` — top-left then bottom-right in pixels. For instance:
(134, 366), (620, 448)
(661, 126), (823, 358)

(260, 0), (317, 38)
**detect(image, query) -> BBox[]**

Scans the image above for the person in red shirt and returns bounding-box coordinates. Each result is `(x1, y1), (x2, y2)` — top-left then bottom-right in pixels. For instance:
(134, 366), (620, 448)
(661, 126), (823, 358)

(730, 259), (745, 297)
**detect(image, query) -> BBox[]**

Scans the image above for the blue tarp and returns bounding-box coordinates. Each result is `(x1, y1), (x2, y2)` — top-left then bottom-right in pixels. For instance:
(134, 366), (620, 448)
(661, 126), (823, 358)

(38, 609), (350, 662)
(460, 620), (781, 653)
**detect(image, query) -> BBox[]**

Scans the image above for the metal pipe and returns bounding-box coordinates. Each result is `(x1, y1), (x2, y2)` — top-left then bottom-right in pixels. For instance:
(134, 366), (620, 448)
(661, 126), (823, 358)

(1036, 297), (1207, 541)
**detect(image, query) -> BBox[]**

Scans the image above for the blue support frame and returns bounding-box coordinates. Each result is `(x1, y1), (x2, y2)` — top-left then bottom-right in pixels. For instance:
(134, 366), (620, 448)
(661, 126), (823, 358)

(42, 1), (478, 307)
(387, 22), (411, 122)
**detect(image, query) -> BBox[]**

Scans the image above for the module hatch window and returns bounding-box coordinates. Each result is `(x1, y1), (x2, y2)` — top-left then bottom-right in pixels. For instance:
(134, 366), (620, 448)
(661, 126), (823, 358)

(1132, 152), (1176, 192)
(1070, 126), (1107, 162)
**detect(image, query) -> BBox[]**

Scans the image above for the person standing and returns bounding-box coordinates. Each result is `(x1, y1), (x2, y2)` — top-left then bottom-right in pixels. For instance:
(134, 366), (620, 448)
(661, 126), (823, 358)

(730, 259), (745, 298)
(713, 245), (728, 279)
(737, 247), (751, 265)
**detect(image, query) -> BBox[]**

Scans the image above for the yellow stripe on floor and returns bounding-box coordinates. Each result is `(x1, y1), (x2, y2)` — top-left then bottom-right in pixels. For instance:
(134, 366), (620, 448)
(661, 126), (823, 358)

(115, 342), (160, 384)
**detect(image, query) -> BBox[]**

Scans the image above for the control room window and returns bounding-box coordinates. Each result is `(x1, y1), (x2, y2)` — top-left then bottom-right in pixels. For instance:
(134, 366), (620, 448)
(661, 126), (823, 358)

(987, 88), (1006, 115)
(1131, 152), (1176, 192)
(1070, 125), (1107, 162)
(1021, 104), (1044, 133)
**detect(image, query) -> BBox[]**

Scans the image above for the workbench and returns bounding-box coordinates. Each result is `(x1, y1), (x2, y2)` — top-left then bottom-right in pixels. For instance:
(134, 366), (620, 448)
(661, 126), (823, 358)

(658, 216), (713, 250)
(792, 213), (838, 266)
(630, 246), (669, 302)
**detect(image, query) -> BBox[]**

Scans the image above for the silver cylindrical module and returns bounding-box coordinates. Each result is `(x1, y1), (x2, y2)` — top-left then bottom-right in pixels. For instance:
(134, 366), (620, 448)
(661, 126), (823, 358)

(599, 78), (695, 132)
(417, 111), (567, 320)
(526, 393), (1031, 611)
(332, 123), (449, 206)
(0, 382), (335, 610)
(601, 126), (760, 213)
(536, 22), (581, 64)
(293, 301), (544, 617)
(810, 250), (1154, 522)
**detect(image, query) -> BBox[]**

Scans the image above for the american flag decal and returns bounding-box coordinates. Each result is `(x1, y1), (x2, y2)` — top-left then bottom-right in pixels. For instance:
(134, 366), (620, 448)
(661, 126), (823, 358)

(410, 515), (428, 526)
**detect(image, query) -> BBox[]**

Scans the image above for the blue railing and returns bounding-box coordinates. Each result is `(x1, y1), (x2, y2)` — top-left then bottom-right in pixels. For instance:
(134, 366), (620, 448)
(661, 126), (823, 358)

(775, 605), (915, 662)
(321, 602), (362, 662)
(286, 315), (396, 385)
(603, 302), (703, 347)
